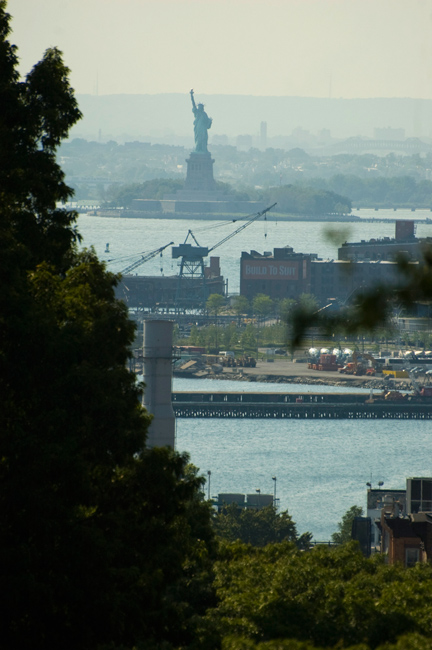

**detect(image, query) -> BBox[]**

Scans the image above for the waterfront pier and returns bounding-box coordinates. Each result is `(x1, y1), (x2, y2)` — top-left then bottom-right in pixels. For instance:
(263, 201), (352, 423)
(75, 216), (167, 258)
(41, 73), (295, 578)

(172, 392), (432, 419)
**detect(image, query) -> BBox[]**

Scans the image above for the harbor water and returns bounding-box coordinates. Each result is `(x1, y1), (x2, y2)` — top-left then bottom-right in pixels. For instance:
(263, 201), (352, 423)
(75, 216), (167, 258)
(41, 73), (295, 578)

(173, 377), (431, 541)
(77, 211), (432, 540)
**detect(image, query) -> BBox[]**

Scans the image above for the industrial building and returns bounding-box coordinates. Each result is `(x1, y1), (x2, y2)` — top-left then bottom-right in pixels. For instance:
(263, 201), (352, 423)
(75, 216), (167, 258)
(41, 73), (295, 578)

(213, 493), (274, 512)
(240, 221), (430, 306)
(240, 247), (318, 302)
(240, 246), (405, 305)
(310, 259), (404, 304)
(338, 220), (431, 262)
(356, 477), (432, 564)
(117, 256), (224, 312)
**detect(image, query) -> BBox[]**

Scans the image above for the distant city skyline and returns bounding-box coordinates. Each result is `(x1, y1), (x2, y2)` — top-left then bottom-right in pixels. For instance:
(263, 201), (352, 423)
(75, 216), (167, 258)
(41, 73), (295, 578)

(8, 0), (432, 100)
(69, 94), (432, 142)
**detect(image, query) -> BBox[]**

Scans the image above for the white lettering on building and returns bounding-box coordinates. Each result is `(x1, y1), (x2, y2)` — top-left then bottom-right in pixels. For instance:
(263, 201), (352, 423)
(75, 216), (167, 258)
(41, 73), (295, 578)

(245, 264), (267, 276)
(279, 265), (296, 276)
(243, 262), (298, 279)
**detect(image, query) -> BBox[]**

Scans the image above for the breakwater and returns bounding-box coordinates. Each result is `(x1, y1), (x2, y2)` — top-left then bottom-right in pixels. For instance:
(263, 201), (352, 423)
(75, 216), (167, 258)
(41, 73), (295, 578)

(172, 392), (432, 419)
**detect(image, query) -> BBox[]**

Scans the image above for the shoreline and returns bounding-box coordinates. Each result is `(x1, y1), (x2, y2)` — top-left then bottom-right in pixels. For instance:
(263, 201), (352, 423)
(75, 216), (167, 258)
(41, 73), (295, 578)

(215, 372), (393, 391)
(92, 209), (361, 222)
(202, 359), (412, 392)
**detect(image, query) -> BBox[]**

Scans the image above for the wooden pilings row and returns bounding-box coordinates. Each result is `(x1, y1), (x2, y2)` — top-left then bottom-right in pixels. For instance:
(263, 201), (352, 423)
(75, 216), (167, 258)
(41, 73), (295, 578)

(172, 402), (432, 419)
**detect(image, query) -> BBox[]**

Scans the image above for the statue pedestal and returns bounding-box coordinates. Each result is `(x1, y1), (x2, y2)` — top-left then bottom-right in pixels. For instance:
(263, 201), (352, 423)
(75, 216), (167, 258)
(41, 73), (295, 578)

(184, 151), (216, 191)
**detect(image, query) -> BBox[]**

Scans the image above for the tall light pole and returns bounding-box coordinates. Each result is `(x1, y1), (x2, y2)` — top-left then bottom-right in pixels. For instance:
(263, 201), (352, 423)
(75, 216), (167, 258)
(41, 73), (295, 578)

(272, 476), (277, 508)
(366, 480), (384, 490)
(207, 470), (211, 500)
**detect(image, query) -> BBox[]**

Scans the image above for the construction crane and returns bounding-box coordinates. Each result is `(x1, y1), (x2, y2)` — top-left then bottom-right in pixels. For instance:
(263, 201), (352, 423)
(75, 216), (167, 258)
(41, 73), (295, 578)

(207, 202), (277, 254)
(120, 242), (173, 275)
(171, 203), (277, 311)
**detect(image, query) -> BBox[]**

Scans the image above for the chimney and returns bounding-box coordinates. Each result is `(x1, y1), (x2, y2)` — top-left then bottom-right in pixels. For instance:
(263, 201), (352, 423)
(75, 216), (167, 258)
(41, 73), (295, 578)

(142, 320), (175, 448)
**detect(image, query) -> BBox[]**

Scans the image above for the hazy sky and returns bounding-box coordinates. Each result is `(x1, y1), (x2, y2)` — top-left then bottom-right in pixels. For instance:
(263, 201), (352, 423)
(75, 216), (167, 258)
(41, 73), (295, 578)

(7, 0), (432, 98)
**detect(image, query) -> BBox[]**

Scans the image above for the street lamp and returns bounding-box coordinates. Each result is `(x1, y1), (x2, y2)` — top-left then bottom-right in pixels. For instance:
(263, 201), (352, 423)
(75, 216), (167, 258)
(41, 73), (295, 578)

(207, 470), (211, 501)
(272, 476), (277, 508)
(366, 481), (384, 490)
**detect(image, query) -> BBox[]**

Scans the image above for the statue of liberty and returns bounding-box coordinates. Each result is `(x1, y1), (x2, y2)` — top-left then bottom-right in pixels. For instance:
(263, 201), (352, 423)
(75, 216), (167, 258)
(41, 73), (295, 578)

(190, 89), (212, 153)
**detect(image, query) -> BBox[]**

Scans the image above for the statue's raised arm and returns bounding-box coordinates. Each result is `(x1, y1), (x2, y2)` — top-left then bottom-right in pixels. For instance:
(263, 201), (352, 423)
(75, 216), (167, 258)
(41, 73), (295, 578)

(190, 89), (197, 112)
(189, 89), (212, 153)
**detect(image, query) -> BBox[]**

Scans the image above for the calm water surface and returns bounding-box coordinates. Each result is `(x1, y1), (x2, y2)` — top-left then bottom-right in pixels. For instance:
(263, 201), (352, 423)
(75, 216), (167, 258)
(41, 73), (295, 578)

(173, 377), (432, 541)
(78, 212), (432, 540)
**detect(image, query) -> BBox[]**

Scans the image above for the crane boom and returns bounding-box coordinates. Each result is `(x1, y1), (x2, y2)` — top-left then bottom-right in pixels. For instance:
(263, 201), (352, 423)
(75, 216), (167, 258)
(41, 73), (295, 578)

(171, 203), (276, 312)
(208, 203), (277, 252)
(120, 241), (173, 275)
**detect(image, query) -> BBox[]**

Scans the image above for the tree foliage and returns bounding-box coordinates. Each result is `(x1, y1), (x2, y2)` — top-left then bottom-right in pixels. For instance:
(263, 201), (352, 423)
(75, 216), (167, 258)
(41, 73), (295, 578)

(207, 292), (225, 316)
(331, 505), (364, 545)
(206, 542), (432, 650)
(253, 293), (275, 318)
(265, 184), (352, 215)
(180, 320), (293, 354)
(213, 504), (312, 549)
(0, 23), (81, 272)
(240, 323), (258, 351)
(297, 292), (319, 312)
(0, 5), (216, 648)
(107, 177), (184, 206)
(232, 294), (250, 317)
(278, 297), (296, 320)
(314, 173), (432, 208)
(104, 177), (352, 215)
(106, 178), (249, 208)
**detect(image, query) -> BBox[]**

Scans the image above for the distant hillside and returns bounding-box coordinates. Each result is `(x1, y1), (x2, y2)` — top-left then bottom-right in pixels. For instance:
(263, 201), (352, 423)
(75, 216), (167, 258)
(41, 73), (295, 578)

(71, 94), (432, 144)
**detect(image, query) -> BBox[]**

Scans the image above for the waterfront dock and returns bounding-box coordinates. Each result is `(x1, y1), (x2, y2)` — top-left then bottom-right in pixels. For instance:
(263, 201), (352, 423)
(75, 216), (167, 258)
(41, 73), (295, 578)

(172, 392), (432, 419)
